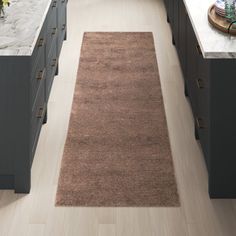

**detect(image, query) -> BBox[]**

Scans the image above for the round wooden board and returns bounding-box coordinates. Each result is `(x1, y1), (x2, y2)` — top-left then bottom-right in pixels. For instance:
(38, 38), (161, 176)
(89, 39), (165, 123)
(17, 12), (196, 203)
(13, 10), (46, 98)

(208, 4), (236, 36)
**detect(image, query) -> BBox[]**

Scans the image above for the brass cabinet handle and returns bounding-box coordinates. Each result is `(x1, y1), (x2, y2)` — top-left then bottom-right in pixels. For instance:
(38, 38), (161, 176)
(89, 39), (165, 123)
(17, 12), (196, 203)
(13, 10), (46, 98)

(38, 38), (44, 48)
(196, 117), (205, 129)
(62, 24), (66, 31)
(196, 78), (204, 89)
(36, 68), (46, 80)
(52, 0), (57, 7)
(52, 27), (58, 36)
(51, 58), (58, 67)
(196, 44), (202, 56)
(37, 106), (45, 119)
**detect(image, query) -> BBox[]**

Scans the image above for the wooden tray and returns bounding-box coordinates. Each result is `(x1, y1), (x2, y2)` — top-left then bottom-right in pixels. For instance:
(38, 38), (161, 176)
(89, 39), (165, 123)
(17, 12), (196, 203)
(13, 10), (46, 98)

(208, 4), (236, 35)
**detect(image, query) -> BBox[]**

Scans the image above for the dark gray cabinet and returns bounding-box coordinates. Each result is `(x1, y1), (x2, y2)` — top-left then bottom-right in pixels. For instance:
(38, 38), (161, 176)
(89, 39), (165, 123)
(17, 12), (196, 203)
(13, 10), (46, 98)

(178, 0), (187, 77)
(195, 51), (210, 170)
(0, 0), (67, 193)
(164, 0), (169, 22)
(58, 0), (67, 55)
(172, 0), (179, 47)
(164, 0), (236, 198)
(186, 15), (199, 117)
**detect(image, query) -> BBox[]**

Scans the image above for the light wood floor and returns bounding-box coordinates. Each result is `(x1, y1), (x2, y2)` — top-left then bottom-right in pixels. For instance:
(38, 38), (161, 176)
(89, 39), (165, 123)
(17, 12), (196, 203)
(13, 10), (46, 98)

(1, 0), (236, 235)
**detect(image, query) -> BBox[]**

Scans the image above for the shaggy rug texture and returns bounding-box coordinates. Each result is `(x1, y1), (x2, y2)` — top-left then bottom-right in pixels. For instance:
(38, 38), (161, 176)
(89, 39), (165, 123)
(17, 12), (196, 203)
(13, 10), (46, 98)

(56, 32), (179, 207)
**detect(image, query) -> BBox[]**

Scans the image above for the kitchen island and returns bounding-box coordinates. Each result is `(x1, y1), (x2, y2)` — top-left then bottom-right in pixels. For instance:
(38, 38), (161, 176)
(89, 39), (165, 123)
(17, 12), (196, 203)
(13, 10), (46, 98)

(164, 0), (236, 198)
(0, 0), (67, 193)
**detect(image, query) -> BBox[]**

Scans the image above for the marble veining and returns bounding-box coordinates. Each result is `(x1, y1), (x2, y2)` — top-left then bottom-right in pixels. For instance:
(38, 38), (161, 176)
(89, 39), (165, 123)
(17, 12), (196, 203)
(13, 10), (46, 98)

(0, 0), (51, 56)
(0, 0), (236, 58)
(183, 0), (236, 58)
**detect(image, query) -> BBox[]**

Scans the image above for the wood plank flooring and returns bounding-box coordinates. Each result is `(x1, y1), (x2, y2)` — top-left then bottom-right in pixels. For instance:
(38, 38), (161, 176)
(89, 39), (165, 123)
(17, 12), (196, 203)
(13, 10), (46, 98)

(0, 0), (236, 235)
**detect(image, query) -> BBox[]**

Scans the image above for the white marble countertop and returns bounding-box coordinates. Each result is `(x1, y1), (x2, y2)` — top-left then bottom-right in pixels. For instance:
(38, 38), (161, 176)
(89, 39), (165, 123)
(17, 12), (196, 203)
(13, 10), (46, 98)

(183, 0), (236, 58)
(0, 0), (236, 58)
(0, 0), (51, 56)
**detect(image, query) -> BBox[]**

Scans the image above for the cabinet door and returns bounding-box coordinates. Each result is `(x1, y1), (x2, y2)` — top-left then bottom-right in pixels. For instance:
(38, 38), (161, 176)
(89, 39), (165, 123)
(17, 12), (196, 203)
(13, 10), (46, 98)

(186, 16), (198, 115)
(196, 56), (210, 169)
(57, 0), (67, 56)
(46, 42), (58, 101)
(168, 0), (174, 25)
(186, 15), (210, 169)
(178, 0), (187, 77)
(173, 0), (179, 47)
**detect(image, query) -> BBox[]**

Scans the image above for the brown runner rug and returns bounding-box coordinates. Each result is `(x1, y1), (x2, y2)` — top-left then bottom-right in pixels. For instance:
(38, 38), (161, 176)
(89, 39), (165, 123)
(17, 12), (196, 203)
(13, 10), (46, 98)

(56, 32), (179, 207)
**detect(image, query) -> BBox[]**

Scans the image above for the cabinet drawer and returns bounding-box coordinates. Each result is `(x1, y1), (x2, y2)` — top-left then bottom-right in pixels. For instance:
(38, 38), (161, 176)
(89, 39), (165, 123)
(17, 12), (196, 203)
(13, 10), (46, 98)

(198, 51), (210, 87)
(195, 76), (209, 116)
(178, 0), (187, 77)
(57, 0), (67, 55)
(46, 0), (58, 58)
(195, 112), (210, 170)
(59, 0), (67, 26)
(196, 95), (210, 169)
(195, 45), (210, 129)
(31, 80), (46, 160)
(46, 43), (58, 101)
(168, 0), (174, 25)
(173, 0), (179, 47)
(186, 14), (210, 168)
(194, 57), (210, 169)
(31, 51), (46, 107)
(186, 16), (198, 115)
(31, 25), (46, 67)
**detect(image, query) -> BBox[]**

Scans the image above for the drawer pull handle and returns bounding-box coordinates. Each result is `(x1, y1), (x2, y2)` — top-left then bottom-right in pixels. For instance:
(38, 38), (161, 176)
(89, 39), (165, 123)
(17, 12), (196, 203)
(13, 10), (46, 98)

(38, 38), (44, 48)
(51, 58), (58, 67)
(52, 27), (58, 36)
(36, 69), (46, 81)
(62, 24), (66, 31)
(196, 45), (202, 56)
(196, 78), (204, 89)
(196, 117), (205, 129)
(37, 106), (45, 119)
(52, 0), (57, 7)
(62, 0), (66, 3)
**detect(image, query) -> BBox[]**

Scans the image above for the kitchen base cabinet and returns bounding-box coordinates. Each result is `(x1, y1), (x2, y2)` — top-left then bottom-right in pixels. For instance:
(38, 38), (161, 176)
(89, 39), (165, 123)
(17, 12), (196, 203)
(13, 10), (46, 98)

(164, 0), (236, 198)
(164, 0), (169, 21)
(58, 0), (67, 56)
(0, 0), (67, 193)
(178, 0), (187, 77)
(208, 60), (236, 198)
(43, 109), (48, 124)
(186, 16), (199, 117)
(172, 0), (179, 48)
